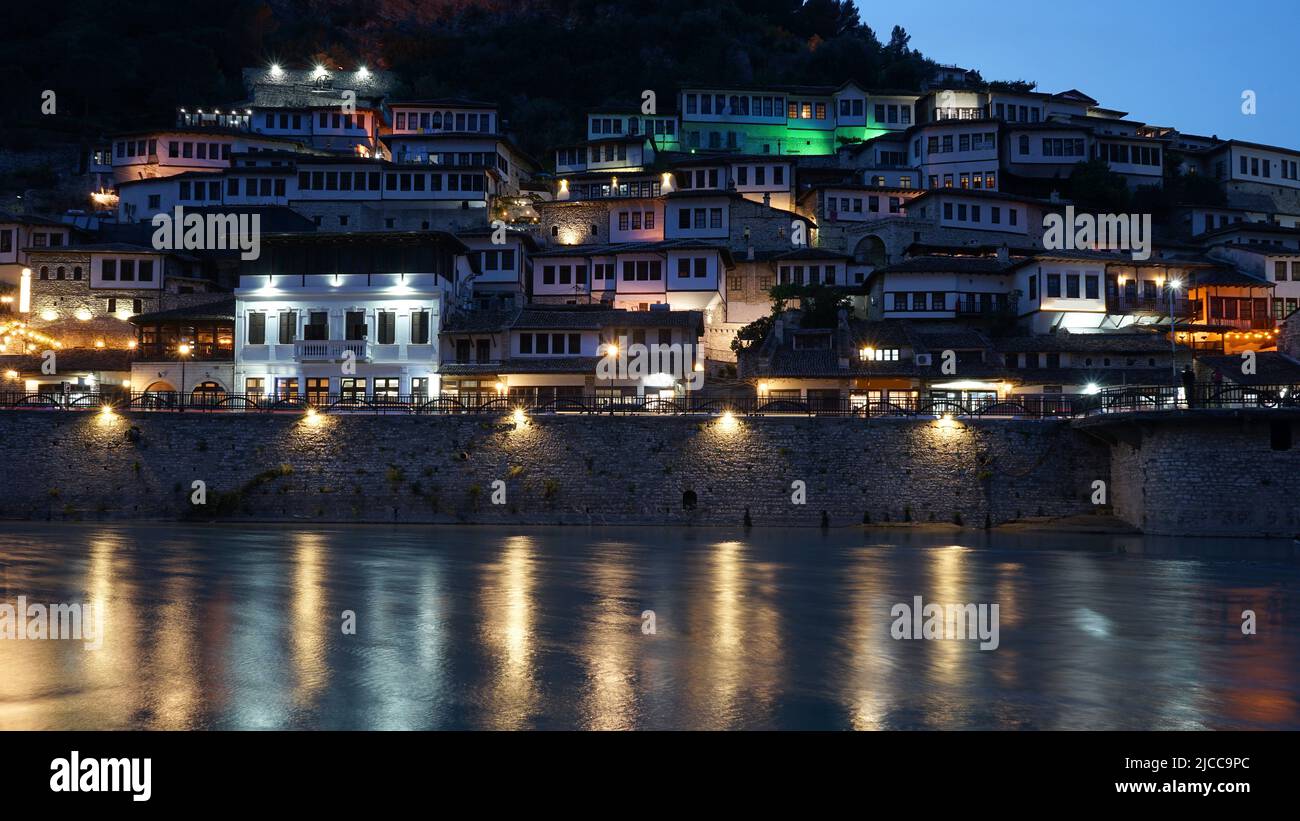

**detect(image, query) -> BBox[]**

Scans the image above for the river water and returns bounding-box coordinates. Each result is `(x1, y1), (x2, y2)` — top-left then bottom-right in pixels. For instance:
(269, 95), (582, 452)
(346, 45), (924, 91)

(0, 523), (1296, 730)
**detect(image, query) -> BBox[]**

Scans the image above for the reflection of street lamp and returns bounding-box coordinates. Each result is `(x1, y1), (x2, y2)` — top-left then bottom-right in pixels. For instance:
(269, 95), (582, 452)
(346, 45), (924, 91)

(178, 343), (192, 410)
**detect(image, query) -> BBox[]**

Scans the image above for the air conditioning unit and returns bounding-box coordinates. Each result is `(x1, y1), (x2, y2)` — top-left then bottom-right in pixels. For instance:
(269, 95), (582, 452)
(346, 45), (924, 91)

(915, 353), (932, 366)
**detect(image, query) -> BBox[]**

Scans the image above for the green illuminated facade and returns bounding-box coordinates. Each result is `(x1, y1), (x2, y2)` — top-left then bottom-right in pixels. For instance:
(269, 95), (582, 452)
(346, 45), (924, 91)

(680, 122), (894, 156)
(676, 85), (914, 156)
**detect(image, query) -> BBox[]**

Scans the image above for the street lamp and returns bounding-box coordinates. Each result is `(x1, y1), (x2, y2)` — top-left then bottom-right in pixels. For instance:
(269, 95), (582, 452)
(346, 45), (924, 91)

(1168, 278), (1184, 405)
(178, 343), (192, 411)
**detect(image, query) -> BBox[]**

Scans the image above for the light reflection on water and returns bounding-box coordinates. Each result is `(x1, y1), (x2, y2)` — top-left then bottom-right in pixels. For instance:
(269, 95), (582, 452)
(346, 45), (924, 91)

(0, 524), (1296, 730)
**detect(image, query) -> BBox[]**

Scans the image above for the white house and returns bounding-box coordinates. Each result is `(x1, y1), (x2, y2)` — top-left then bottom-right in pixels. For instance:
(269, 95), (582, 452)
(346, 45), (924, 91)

(233, 231), (468, 402)
(0, 215), (75, 286)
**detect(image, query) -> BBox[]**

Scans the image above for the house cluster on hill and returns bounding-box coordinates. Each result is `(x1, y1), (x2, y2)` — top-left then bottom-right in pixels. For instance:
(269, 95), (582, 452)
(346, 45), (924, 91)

(3, 63), (1300, 407)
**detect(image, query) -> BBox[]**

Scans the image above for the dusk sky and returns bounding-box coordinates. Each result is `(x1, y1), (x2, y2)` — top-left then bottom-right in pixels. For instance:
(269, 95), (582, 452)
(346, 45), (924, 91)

(884, 0), (1298, 146)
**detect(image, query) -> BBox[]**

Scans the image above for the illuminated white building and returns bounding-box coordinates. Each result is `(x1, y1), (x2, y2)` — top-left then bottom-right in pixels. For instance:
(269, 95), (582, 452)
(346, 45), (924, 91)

(233, 231), (468, 402)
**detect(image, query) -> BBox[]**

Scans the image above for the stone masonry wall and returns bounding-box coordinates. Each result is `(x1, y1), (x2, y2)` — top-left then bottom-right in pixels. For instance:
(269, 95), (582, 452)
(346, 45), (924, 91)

(0, 412), (1107, 528)
(1107, 415), (1300, 537)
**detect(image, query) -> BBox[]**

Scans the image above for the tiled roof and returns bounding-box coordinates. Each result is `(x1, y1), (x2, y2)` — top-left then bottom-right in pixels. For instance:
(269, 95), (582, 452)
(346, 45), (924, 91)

(0, 213), (70, 227)
(875, 255), (1016, 275)
(1007, 367), (1171, 387)
(1192, 268), (1272, 287)
(0, 349), (134, 373)
(912, 327), (993, 351)
(441, 308), (519, 333)
(767, 248), (853, 262)
(1197, 352), (1300, 385)
(995, 333), (1177, 354)
(130, 298), (236, 324)
(1224, 192), (1280, 213)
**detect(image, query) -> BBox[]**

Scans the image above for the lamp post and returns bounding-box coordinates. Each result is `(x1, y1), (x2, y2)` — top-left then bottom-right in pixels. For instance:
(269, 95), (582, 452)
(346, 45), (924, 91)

(1168, 279), (1183, 404)
(861, 346), (874, 417)
(178, 343), (191, 411)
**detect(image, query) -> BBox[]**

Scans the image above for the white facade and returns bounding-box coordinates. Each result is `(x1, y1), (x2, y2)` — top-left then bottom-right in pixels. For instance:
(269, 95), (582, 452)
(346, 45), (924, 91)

(913, 121), (1000, 190)
(234, 272), (447, 400)
(1015, 260), (1107, 333)
(0, 220), (74, 286)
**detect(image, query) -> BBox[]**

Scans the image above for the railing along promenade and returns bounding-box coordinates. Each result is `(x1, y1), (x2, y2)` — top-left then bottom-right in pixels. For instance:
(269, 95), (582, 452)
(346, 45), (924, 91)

(2, 384), (1298, 418)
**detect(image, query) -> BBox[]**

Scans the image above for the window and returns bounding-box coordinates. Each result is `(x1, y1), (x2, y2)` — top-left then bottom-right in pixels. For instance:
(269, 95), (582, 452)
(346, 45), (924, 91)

(278, 311), (297, 344)
(1046, 274), (1061, 298)
(248, 312), (266, 345)
(340, 378), (365, 401)
(307, 378), (330, 405)
(377, 311), (395, 345)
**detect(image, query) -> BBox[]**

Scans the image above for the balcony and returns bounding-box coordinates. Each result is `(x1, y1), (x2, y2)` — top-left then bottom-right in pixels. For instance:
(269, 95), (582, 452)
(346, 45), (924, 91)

(1105, 294), (1197, 318)
(1209, 315), (1276, 330)
(134, 344), (233, 362)
(293, 339), (372, 362)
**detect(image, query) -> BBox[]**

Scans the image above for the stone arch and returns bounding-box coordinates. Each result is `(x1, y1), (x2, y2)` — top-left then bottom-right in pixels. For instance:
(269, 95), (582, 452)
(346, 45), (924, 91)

(143, 380), (176, 393)
(853, 234), (888, 267)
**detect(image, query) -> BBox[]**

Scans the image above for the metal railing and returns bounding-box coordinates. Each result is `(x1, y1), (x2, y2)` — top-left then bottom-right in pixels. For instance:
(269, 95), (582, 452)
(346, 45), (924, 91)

(3, 385), (1298, 418)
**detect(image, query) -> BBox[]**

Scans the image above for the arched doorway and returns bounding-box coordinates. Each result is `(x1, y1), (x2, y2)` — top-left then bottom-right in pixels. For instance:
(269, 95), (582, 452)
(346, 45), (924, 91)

(142, 380), (178, 409)
(853, 235), (888, 267)
(190, 380), (226, 406)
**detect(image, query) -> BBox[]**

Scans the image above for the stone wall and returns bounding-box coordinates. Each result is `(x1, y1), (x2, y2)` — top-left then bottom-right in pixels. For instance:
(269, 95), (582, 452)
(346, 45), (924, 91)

(1104, 413), (1300, 537)
(0, 411), (1107, 528)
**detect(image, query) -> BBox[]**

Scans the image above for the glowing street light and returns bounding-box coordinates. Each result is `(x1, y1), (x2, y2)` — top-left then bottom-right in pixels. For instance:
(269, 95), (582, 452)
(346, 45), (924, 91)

(178, 343), (193, 411)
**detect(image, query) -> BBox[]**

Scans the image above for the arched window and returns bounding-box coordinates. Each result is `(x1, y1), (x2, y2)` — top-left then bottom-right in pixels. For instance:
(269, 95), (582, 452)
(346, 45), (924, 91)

(56, 267), (65, 280)
(73, 266), (82, 280)
(39, 266), (49, 280)
(433, 112), (442, 129)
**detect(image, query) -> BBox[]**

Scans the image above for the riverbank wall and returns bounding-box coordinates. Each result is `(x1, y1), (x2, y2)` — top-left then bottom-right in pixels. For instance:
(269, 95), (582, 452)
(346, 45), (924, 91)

(2, 410), (1294, 536)
(1, 411), (1106, 530)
